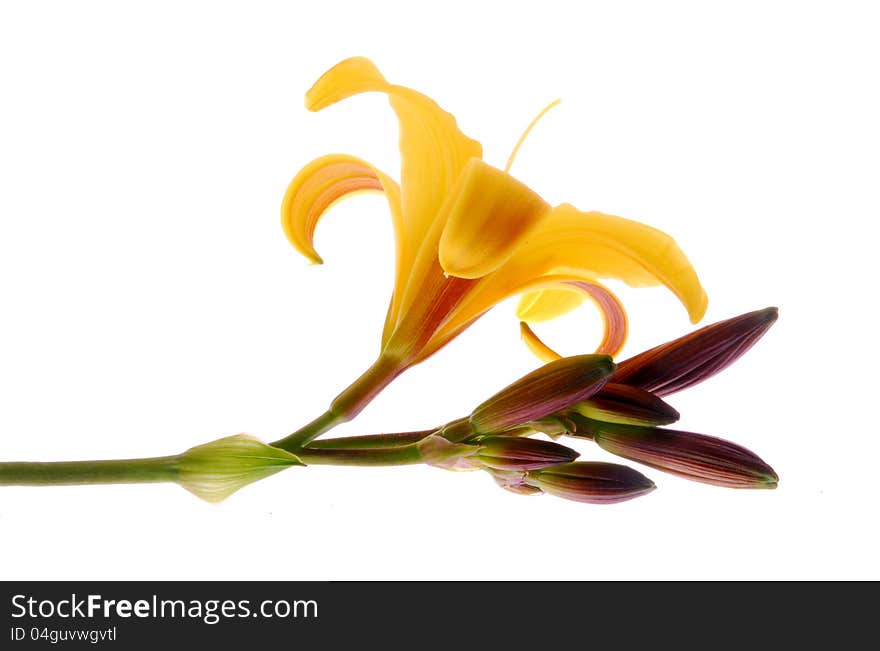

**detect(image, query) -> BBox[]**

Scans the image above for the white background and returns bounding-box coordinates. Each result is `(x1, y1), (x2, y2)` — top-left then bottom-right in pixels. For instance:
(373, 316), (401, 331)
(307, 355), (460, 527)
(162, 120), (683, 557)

(1, 1), (877, 580)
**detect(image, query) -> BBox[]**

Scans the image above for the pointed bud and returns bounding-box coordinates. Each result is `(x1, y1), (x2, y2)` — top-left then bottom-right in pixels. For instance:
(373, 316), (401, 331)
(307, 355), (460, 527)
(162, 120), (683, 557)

(525, 462), (655, 504)
(613, 307), (778, 397)
(475, 436), (580, 471)
(470, 354), (615, 434)
(591, 423), (778, 489)
(572, 383), (680, 427)
(177, 434), (303, 503)
(416, 434), (482, 471)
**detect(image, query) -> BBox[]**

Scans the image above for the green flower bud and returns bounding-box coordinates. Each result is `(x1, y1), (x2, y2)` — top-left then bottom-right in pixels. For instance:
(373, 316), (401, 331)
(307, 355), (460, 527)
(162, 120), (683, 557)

(177, 434), (303, 503)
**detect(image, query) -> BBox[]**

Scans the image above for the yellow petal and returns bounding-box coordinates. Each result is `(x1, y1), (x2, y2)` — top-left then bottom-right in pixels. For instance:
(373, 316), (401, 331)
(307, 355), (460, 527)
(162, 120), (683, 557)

(305, 57), (482, 327)
(306, 57), (389, 110)
(281, 153), (402, 265)
(383, 160), (548, 359)
(281, 154), (407, 339)
(420, 202), (705, 360)
(499, 204), (708, 323)
(438, 159), (551, 279)
(416, 200), (705, 362)
(517, 288), (585, 323)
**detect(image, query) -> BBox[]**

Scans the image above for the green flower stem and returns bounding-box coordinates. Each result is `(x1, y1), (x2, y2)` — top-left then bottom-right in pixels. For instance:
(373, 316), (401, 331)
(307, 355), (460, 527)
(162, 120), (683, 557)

(0, 442), (428, 489)
(303, 418), (538, 451)
(273, 353), (405, 451)
(307, 429), (436, 450)
(0, 419), (540, 489)
(0, 456), (179, 487)
(297, 444), (424, 467)
(271, 410), (347, 451)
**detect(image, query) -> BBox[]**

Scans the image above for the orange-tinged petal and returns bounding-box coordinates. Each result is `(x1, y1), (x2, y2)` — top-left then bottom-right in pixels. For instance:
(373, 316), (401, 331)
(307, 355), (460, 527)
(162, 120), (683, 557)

(304, 57), (482, 330)
(438, 159), (551, 279)
(281, 154), (402, 265)
(517, 281), (629, 360)
(417, 272), (627, 363)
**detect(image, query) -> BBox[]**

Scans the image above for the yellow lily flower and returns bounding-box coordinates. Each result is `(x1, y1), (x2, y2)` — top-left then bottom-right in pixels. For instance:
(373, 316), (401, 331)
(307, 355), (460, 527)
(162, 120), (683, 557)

(277, 57), (707, 448)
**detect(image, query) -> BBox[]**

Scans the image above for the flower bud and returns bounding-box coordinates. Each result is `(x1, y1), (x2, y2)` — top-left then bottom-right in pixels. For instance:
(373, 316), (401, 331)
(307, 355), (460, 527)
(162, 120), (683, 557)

(591, 423), (778, 489)
(525, 462), (655, 504)
(572, 383), (679, 427)
(470, 354), (615, 434)
(475, 436), (579, 471)
(177, 434), (303, 503)
(613, 307), (778, 396)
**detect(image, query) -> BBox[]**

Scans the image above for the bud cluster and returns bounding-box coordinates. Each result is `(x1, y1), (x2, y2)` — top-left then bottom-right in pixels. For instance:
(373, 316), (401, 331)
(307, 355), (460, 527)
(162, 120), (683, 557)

(423, 308), (780, 505)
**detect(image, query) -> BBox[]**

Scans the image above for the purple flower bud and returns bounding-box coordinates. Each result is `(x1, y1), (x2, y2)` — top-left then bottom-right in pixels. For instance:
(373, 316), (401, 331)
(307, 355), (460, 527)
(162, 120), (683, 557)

(525, 461), (655, 504)
(470, 355), (615, 433)
(591, 423), (778, 489)
(612, 307), (778, 397)
(572, 383), (679, 427)
(475, 436), (580, 471)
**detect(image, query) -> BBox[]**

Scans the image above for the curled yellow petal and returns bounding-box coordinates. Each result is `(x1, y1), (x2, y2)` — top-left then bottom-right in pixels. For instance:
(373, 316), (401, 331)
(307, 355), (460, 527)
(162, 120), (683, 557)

(308, 58), (480, 221)
(304, 57), (482, 325)
(520, 322), (562, 363)
(305, 57), (389, 111)
(500, 204), (708, 323)
(438, 159), (550, 279)
(281, 154), (402, 265)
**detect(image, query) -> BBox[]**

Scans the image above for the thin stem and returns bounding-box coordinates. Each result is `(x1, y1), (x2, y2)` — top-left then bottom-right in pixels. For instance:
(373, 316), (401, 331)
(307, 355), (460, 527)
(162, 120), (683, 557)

(271, 410), (346, 452)
(306, 429), (436, 450)
(0, 456), (179, 487)
(296, 444), (424, 467)
(273, 353), (405, 451)
(299, 416), (486, 451)
(329, 354), (405, 419)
